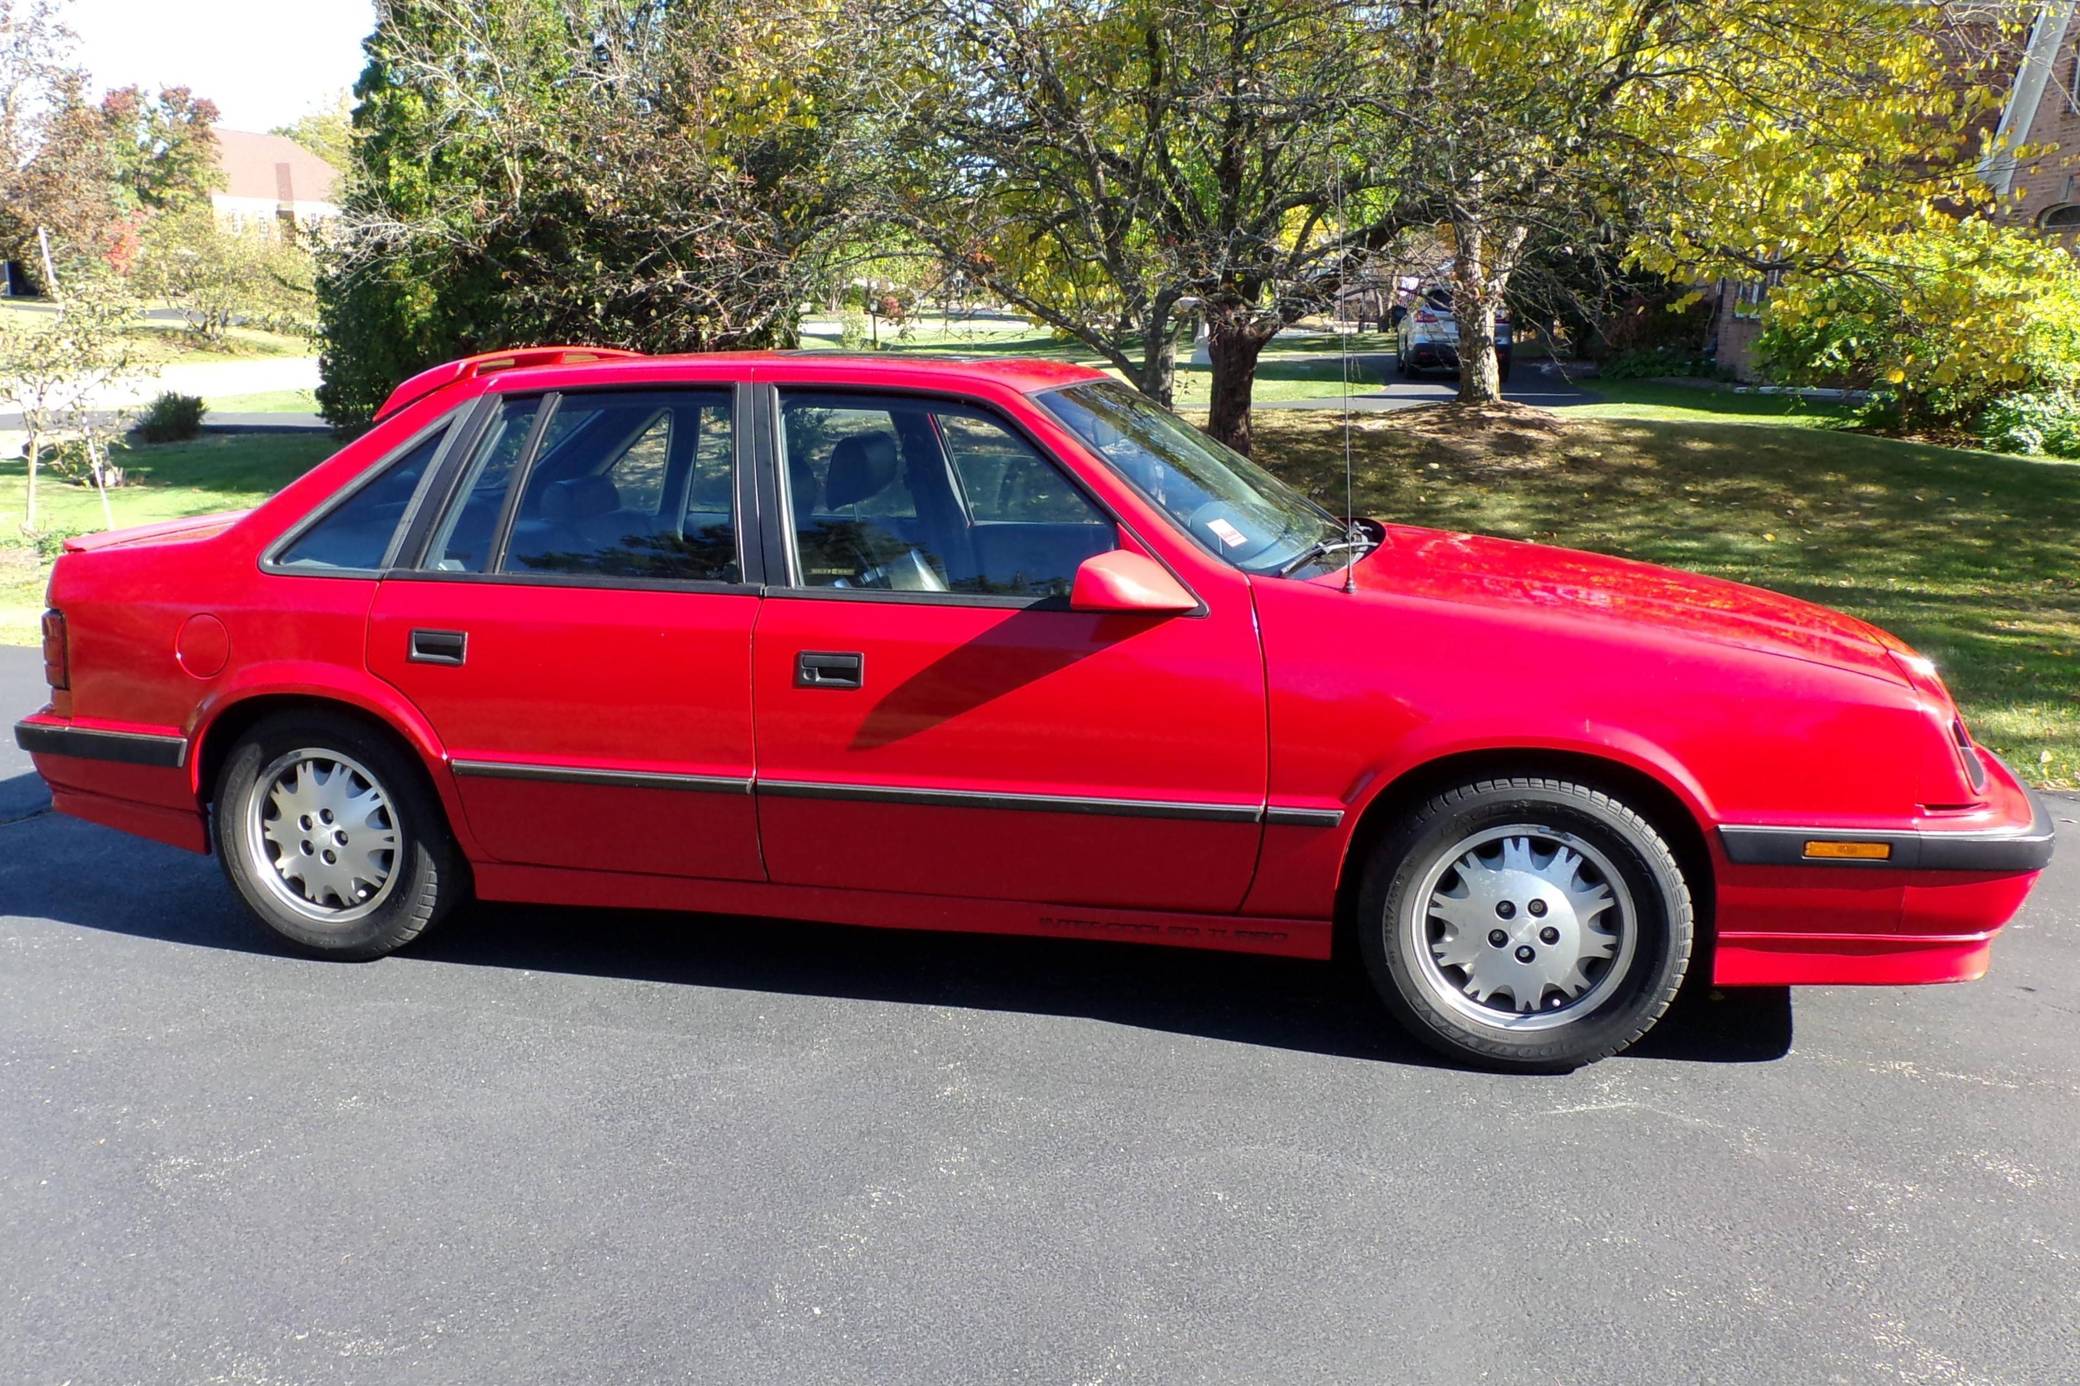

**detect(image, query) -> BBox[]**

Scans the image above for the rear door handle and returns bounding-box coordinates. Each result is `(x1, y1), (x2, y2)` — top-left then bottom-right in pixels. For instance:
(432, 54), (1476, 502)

(409, 629), (468, 666)
(796, 651), (864, 689)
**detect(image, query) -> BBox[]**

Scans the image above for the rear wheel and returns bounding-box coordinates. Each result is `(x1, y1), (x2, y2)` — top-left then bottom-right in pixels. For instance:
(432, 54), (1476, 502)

(1358, 777), (1693, 1070)
(211, 711), (465, 960)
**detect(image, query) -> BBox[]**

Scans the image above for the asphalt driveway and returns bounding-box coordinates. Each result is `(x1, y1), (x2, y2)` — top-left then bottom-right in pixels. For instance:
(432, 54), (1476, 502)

(2, 644), (2075, 1384)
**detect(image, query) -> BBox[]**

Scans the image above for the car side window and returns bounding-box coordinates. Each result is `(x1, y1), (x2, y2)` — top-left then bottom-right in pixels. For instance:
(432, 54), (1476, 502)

(273, 421), (451, 572)
(937, 409), (1100, 525)
(776, 390), (1113, 599)
(427, 396), (543, 572)
(500, 390), (738, 583)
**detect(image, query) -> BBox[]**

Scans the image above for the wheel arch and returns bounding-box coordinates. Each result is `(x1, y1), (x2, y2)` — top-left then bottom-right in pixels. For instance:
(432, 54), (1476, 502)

(187, 671), (479, 860)
(1331, 745), (1718, 966)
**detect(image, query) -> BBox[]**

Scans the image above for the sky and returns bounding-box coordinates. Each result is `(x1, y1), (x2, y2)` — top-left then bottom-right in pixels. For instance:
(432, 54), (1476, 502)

(69, 0), (375, 133)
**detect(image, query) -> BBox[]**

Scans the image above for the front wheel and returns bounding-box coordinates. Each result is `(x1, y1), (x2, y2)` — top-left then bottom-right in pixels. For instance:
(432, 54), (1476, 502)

(1358, 777), (1693, 1070)
(212, 711), (466, 960)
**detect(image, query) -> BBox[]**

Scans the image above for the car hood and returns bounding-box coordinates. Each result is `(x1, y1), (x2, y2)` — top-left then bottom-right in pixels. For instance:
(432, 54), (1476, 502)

(1341, 523), (1906, 685)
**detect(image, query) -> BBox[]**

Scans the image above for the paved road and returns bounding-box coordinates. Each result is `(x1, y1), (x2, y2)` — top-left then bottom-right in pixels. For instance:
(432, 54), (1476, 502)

(2, 644), (2075, 1384)
(0, 356), (322, 435)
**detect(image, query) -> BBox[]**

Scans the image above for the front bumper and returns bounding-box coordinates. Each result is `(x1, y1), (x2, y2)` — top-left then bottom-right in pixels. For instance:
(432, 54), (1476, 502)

(1717, 783), (2054, 873)
(1710, 752), (2054, 987)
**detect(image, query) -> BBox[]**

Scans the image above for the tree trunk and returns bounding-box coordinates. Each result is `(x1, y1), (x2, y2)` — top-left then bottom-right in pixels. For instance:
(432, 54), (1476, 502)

(21, 430), (39, 535)
(1137, 329), (1177, 408)
(1204, 311), (1277, 455)
(1455, 299), (1502, 403)
(1449, 215), (1527, 405)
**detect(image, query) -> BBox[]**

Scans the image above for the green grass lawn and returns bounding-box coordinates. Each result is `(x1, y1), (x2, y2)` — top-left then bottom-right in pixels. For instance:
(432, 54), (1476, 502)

(0, 433), (336, 641)
(1568, 379), (1858, 426)
(205, 389), (321, 414)
(0, 298), (311, 365)
(1246, 405), (2080, 789)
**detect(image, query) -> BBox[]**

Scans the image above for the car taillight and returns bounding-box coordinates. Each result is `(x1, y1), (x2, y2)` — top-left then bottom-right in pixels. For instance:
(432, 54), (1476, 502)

(41, 609), (67, 691)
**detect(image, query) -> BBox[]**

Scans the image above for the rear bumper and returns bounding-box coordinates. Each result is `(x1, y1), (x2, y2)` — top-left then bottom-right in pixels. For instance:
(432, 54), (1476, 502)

(1406, 343), (1511, 369)
(1711, 753), (2054, 986)
(14, 719), (189, 769)
(14, 714), (206, 853)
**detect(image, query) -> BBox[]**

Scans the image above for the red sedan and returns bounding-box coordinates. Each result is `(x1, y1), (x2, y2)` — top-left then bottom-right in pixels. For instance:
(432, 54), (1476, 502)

(14, 349), (2053, 1069)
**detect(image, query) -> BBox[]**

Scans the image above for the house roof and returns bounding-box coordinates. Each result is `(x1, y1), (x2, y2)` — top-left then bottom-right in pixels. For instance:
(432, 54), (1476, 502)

(211, 128), (339, 207)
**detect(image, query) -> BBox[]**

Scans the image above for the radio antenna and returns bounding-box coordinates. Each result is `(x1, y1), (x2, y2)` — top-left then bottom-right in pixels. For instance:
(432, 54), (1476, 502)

(1335, 153), (1357, 594)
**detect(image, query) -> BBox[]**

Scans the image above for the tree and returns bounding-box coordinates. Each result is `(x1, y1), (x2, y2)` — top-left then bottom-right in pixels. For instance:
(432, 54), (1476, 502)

(272, 89), (353, 171)
(0, 0), (120, 280)
(1384, 0), (2013, 404)
(0, 261), (141, 534)
(1755, 217), (2080, 444)
(889, 0), (1411, 453)
(2, 74), (126, 272)
(317, 0), (887, 427)
(136, 204), (316, 342)
(98, 84), (222, 212)
(0, 0), (74, 174)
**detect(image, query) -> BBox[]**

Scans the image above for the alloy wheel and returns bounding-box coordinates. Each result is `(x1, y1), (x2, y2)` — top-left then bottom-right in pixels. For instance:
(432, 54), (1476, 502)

(1410, 823), (1638, 1032)
(244, 747), (402, 923)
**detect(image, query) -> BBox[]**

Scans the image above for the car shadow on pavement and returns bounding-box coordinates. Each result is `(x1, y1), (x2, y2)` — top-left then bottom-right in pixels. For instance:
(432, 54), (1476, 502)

(4, 809), (1791, 1069)
(0, 770), (51, 823)
(399, 901), (1795, 1068)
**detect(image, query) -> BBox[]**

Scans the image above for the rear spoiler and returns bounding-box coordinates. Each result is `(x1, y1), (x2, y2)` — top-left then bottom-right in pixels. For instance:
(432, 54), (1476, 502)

(373, 346), (646, 422)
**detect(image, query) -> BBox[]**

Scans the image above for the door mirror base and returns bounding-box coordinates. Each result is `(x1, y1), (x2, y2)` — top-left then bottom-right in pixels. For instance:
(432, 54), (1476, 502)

(1069, 551), (1197, 615)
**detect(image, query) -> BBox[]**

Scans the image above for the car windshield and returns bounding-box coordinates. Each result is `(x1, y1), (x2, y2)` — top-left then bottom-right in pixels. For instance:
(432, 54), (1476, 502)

(1038, 381), (1351, 576)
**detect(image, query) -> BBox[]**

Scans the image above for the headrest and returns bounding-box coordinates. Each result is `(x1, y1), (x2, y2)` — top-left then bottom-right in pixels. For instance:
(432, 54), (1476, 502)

(825, 432), (900, 510)
(541, 474), (619, 523)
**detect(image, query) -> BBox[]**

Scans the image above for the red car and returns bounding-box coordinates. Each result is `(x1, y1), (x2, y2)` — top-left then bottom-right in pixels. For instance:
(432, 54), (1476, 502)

(14, 348), (2053, 1069)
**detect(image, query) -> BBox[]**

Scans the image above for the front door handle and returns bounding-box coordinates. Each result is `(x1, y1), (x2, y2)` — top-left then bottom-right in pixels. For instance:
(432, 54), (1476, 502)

(409, 628), (468, 666)
(796, 650), (864, 689)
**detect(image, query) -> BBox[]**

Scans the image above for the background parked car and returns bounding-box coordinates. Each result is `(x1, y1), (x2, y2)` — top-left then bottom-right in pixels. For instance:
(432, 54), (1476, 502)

(1395, 284), (1513, 381)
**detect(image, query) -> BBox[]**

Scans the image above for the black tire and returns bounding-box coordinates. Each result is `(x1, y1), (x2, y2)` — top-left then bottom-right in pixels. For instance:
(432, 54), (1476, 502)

(1357, 777), (1693, 1071)
(211, 710), (465, 960)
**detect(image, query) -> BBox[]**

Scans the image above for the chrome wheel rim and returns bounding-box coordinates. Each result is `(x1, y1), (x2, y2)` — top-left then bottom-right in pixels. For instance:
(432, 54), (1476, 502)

(245, 748), (401, 923)
(1408, 824), (1637, 1032)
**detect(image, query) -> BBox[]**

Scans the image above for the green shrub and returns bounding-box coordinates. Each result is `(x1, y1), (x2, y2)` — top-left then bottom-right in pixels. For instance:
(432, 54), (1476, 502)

(1755, 218), (2080, 434)
(46, 436), (127, 488)
(31, 528), (80, 560)
(1975, 387), (2080, 458)
(837, 311), (870, 351)
(135, 391), (208, 443)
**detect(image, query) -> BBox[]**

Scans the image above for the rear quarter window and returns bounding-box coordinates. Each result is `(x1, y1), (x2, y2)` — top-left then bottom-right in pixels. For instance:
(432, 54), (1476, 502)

(274, 423), (451, 573)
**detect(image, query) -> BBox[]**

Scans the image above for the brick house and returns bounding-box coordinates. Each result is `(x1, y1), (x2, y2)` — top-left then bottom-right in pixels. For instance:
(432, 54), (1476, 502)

(1982, 1), (2080, 230)
(208, 129), (341, 238)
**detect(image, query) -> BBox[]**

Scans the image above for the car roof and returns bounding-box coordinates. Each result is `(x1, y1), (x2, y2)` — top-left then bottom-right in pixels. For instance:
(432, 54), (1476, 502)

(482, 350), (1112, 395)
(377, 346), (1116, 421)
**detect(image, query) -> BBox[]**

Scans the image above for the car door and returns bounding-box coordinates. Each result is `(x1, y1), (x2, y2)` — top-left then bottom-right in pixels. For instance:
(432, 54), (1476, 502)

(366, 379), (765, 881)
(748, 382), (1267, 913)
